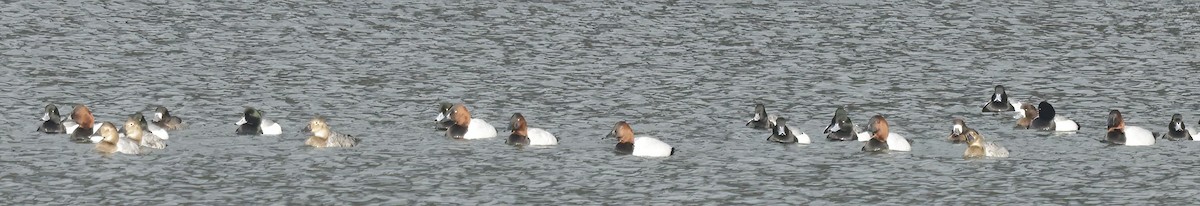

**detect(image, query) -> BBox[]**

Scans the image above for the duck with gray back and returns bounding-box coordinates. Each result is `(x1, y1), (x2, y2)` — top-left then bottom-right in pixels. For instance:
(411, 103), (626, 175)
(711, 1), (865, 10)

(1161, 114), (1192, 141)
(824, 106), (858, 141)
(746, 103), (770, 129)
(37, 103), (66, 134)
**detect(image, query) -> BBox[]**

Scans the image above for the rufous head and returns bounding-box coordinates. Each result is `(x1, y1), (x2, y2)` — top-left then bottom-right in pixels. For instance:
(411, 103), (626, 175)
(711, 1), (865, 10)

(1107, 110), (1125, 132)
(607, 121), (635, 143)
(508, 113), (528, 136)
(449, 103), (472, 126)
(99, 122), (120, 144)
(72, 104), (95, 128)
(867, 115), (890, 142)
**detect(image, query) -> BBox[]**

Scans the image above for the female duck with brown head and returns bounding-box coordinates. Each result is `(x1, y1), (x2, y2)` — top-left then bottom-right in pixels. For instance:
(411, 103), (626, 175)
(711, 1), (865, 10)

(861, 115), (912, 152)
(506, 113), (558, 146)
(606, 121), (674, 157)
(442, 103), (497, 139)
(302, 116), (361, 148)
(124, 113), (167, 149)
(94, 122), (143, 155)
(962, 129), (1009, 159)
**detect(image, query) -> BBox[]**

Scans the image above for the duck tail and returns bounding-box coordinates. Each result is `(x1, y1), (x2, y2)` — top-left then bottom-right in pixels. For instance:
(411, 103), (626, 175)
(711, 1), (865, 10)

(670, 148), (676, 156)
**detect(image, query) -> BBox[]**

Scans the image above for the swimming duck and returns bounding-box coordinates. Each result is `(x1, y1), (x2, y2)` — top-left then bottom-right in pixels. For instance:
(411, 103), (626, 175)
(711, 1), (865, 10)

(94, 122), (142, 155)
(124, 113), (167, 149)
(506, 113), (558, 146)
(982, 85), (1020, 112)
(607, 121), (674, 157)
(1161, 114), (1192, 141)
(235, 107), (283, 135)
(768, 117), (811, 144)
(152, 106), (184, 130)
(434, 102), (454, 130)
(861, 115), (912, 152)
(962, 129), (1009, 158)
(442, 103), (497, 139)
(66, 104), (100, 143)
(1025, 101), (1080, 131)
(746, 103), (771, 130)
(37, 103), (66, 134)
(1104, 110), (1155, 146)
(823, 106), (861, 141)
(948, 118), (972, 143)
(302, 116), (361, 148)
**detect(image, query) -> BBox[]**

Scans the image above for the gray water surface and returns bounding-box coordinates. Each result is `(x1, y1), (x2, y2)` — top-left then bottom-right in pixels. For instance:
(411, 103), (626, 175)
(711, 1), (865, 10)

(2, 0), (1200, 204)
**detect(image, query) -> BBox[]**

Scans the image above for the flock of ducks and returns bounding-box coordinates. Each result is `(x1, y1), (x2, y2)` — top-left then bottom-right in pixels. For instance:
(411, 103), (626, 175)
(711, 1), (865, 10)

(36, 104), (360, 155)
(35, 85), (1191, 158)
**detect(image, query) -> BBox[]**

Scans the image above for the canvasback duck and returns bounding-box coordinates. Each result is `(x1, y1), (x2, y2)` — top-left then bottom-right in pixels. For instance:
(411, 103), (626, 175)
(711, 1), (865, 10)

(607, 121), (674, 157)
(235, 107), (283, 135)
(823, 106), (862, 141)
(66, 104), (101, 143)
(948, 118), (972, 144)
(442, 103), (497, 139)
(434, 102), (454, 130)
(121, 112), (170, 140)
(37, 103), (66, 134)
(1027, 101), (1080, 131)
(746, 103), (771, 130)
(982, 85), (1021, 112)
(94, 122), (142, 155)
(506, 113), (558, 146)
(302, 116), (361, 148)
(768, 117), (811, 144)
(152, 106), (184, 130)
(962, 129), (1009, 158)
(1161, 114), (1192, 141)
(861, 115), (912, 152)
(1104, 110), (1155, 146)
(124, 113), (167, 149)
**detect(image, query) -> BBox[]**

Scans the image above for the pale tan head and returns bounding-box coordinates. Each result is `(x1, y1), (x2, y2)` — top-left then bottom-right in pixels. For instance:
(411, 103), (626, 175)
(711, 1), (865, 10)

(72, 104), (95, 128)
(124, 115), (145, 141)
(303, 116), (331, 137)
(607, 121), (635, 144)
(99, 122), (120, 144)
(509, 113), (528, 137)
(965, 129), (986, 147)
(868, 115), (890, 142)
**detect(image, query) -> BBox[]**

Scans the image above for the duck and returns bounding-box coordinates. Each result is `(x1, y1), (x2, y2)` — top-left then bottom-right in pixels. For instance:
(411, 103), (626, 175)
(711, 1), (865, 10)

(302, 116), (361, 148)
(860, 115), (912, 152)
(1104, 110), (1155, 146)
(121, 112), (170, 140)
(962, 129), (1009, 158)
(152, 106), (184, 130)
(65, 104), (101, 143)
(94, 122), (143, 155)
(37, 103), (66, 134)
(606, 121), (674, 157)
(235, 107), (283, 135)
(948, 118), (972, 143)
(441, 103), (497, 139)
(745, 103), (771, 130)
(124, 113), (167, 149)
(767, 116), (811, 144)
(506, 113), (558, 146)
(982, 85), (1021, 112)
(823, 106), (863, 141)
(1161, 114), (1192, 141)
(1026, 101), (1080, 131)
(1015, 103), (1038, 128)
(434, 102), (454, 130)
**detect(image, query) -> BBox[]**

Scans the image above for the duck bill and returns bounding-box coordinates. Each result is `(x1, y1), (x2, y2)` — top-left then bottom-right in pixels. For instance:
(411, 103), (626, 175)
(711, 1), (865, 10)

(824, 122), (840, 133)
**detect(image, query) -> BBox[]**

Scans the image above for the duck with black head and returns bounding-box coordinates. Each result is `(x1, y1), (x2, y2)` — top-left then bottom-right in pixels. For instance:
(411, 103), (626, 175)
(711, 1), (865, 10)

(1028, 101), (1079, 131)
(982, 85), (1021, 112)
(861, 115), (911, 152)
(506, 113), (558, 146)
(606, 121), (674, 157)
(1161, 114), (1192, 141)
(962, 129), (1009, 159)
(37, 103), (66, 134)
(235, 107), (283, 135)
(824, 106), (867, 141)
(1104, 110), (1155, 146)
(442, 103), (497, 139)
(767, 117), (811, 144)
(746, 103), (771, 130)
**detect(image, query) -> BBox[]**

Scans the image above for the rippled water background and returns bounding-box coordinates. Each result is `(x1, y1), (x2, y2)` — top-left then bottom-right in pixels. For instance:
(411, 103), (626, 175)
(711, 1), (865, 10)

(2, 0), (1199, 204)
